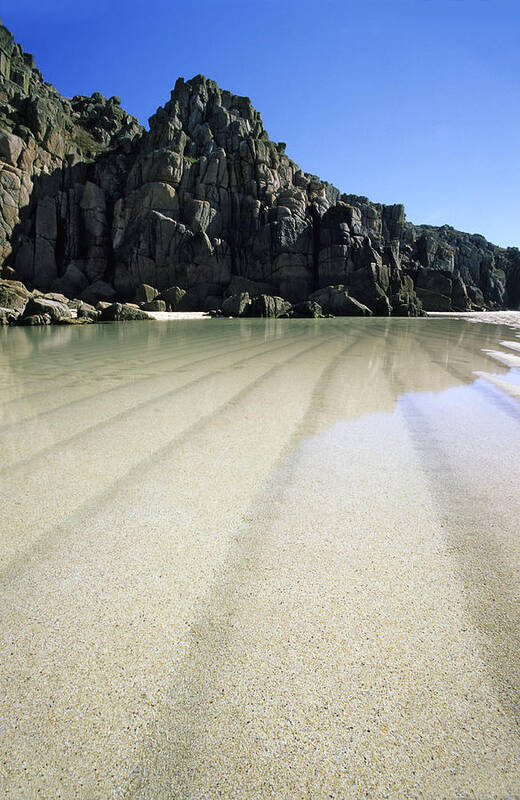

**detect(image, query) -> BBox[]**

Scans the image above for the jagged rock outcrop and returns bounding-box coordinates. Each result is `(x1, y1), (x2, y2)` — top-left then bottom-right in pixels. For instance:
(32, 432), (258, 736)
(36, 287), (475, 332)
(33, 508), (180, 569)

(309, 286), (372, 317)
(0, 20), (518, 318)
(0, 20), (141, 295)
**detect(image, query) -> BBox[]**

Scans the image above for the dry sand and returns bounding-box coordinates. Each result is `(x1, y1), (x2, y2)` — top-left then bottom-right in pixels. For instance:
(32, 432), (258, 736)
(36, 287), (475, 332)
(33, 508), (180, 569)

(0, 317), (519, 799)
(146, 311), (211, 321)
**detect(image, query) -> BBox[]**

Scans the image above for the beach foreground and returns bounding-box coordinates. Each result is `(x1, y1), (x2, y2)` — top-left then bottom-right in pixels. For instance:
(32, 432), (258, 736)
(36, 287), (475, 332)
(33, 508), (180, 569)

(1, 317), (519, 799)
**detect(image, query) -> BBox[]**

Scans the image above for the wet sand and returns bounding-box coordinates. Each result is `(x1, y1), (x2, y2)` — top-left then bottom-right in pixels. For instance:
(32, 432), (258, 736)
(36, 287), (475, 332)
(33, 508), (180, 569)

(0, 318), (519, 799)
(428, 309), (520, 330)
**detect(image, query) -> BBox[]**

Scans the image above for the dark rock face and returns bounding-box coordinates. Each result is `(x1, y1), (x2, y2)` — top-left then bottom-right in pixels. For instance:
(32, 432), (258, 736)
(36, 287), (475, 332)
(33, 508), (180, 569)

(0, 21), (518, 316)
(224, 276), (276, 299)
(77, 280), (116, 306)
(291, 300), (324, 318)
(415, 268), (453, 312)
(309, 285), (372, 317)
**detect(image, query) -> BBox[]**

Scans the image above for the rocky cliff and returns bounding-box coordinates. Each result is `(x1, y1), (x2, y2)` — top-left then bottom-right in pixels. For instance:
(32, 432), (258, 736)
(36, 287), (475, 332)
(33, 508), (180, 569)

(1, 20), (518, 319)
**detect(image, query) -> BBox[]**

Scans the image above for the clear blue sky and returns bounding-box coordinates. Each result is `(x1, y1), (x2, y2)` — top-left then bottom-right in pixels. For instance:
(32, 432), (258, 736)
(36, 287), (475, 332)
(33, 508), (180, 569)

(3, 0), (519, 247)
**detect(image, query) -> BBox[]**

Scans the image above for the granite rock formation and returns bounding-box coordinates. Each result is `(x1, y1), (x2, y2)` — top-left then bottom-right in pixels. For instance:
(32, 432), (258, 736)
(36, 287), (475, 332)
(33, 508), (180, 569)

(0, 19), (518, 321)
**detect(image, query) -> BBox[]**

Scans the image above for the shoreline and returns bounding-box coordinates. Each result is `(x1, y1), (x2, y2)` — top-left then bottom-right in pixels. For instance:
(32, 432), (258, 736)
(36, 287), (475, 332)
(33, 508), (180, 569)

(426, 309), (520, 330)
(154, 310), (520, 327)
(153, 310), (520, 327)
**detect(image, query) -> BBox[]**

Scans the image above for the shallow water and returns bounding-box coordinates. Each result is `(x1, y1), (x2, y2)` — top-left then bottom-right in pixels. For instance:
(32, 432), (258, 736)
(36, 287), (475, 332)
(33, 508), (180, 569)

(1, 318), (519, 798)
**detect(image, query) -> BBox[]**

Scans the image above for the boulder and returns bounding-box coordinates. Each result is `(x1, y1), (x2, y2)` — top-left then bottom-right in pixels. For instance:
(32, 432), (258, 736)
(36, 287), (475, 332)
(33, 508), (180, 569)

(22, 296), (73, 322)
(248, 294), (292, 318)
(0, 279), (31, 312)
(37, 291), (70, 304)
(291, 301), (324, 318)
(66, 299), (83, 310)
(135, 283), (158, 304)
(0, 307), (18, 325)
(156, 286), (186, 310)
(221, 292), (251, 316)
(77, 301), (100, 320)
(19, 313), (51, 326)
(56, 316), (93, 325)
(140, 299), (167, 312)
(100, 303), (152, 321)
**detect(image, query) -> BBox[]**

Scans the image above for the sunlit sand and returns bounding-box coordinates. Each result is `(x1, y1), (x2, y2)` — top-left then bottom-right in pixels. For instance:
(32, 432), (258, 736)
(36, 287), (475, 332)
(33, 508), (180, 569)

(1, 317), (519, 798)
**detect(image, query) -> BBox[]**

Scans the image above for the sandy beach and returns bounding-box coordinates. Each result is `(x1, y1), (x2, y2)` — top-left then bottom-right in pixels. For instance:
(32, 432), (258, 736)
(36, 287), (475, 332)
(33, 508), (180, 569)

(1, 316), (519, 798)
(146, 311), (211, 321)
(148, 309), (520, 328)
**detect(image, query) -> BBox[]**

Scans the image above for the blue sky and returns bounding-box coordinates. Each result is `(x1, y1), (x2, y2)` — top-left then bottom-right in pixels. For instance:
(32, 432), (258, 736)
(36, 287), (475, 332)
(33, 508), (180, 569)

(3, 0), (519, 247)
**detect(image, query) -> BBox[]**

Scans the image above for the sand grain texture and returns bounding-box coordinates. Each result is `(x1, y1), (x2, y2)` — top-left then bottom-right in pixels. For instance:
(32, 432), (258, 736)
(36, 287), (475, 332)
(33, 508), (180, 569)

(0, 317), (519, 799)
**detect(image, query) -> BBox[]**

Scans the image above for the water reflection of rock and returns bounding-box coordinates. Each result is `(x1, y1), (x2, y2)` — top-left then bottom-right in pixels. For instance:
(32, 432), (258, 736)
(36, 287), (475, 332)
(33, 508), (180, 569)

(0, 316), (513, 430)
(262, 317), (516, 443)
